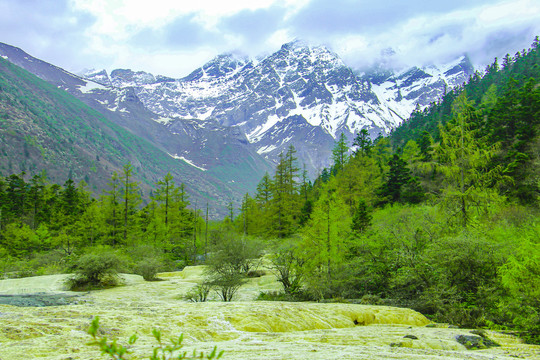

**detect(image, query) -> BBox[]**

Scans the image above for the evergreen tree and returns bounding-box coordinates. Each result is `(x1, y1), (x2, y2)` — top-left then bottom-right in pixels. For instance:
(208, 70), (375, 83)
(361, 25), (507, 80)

(353, 129), (373, 156)
(378, 154), (412, 204)
(27, 172), (47, 229)
(5, 173), (27, 223)
(351, 198), (372, 235)
(418, 131), (433, 161)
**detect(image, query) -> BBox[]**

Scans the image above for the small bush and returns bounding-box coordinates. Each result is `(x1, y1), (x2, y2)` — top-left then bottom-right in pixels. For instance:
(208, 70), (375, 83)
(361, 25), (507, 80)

(184, 284), (211, 302)
(257, 289), (314, 302)
(358, 294), (386, 305)
(67, 251), (123, 290)
(135, 257), (163, 281)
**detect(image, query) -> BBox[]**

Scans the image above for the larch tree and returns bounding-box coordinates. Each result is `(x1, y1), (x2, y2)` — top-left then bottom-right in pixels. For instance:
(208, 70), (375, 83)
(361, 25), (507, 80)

(101, 172), (122, 246)
(435, 92), (506, 226)
(332, 133), (349, 173)
(301, 180), (351, 282)
(119, 163), (141, 244)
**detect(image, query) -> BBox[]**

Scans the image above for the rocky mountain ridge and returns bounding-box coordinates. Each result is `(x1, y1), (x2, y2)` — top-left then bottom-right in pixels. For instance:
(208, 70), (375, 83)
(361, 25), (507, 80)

(81, 41), (474, 174)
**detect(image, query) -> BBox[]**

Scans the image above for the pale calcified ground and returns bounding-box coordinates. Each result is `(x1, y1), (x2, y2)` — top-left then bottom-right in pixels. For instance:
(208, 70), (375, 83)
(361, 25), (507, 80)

(0, 266), (538, 360)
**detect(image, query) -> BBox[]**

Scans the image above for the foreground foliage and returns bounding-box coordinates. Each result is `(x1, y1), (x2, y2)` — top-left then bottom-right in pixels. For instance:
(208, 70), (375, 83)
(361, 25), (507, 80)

(88, 317), (223, 360)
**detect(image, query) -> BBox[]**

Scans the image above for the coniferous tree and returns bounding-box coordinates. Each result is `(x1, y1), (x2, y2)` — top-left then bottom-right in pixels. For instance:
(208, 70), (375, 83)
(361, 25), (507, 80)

(27, 172), (47, 230)
(301, 182), (351, 285)
(102, 172), (122, 246)
(332, 133), (349, 173)
(120, 163), (141, 244)
(153, 173), (174, 226)
(418, 131), (433, 161)
(353, 129), (373, 156)
(255, 172), (272, 205)
(436, 92), (506, 226)
(6, 173), (27, 223)
(378, 154), (412, 204)
(351, 198), (372, 235)
(269, 147), (301, 237)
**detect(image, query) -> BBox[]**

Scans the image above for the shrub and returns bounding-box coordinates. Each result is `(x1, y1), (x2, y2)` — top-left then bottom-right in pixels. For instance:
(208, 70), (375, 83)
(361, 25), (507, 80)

(135, 257), (163, 281)
(67, 251), (123, 290)
(184, 284), (211, 302)
(205, 271), (246, 302)
(256, 289), (314, 302)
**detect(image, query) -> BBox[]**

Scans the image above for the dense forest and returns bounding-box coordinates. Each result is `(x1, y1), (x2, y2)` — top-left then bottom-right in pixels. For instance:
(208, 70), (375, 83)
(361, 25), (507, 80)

(1, 37), (539, 343)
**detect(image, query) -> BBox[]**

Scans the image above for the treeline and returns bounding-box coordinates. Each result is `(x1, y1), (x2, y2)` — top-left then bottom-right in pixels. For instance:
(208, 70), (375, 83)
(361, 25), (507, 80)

(0, 164), (206, 268)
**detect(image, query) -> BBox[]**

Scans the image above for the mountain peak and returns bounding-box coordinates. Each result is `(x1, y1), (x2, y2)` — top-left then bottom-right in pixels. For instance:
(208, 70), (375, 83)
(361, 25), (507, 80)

(78, 68), (111, 87)
(110, 68), (157, 87)
(280, 39), (310, 50)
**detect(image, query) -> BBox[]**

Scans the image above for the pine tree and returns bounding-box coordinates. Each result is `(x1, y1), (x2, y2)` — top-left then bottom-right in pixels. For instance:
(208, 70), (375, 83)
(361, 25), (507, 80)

(353, 129), (373, 156)
(351, 198), (372, 235)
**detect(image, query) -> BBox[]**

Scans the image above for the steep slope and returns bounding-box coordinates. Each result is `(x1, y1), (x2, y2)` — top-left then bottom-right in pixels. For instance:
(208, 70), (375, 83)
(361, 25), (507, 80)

(0, 43), (272, 214)
(0, 56), (264, 216)
(367, 55), (474, 121)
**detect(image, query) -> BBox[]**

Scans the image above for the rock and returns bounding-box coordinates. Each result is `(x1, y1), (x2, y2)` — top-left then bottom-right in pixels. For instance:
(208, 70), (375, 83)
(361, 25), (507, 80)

(404, 335), (418, 340)
(455, 334), (500, 350)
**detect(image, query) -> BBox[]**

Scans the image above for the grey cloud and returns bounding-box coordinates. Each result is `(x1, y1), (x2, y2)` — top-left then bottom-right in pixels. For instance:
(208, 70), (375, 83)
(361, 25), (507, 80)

(468, 27), (540, 67)
(130, 14), (222, 50)
(0, 0), (96, 71)
(286, 0), (493, 37)
(219, 6), (287, 45)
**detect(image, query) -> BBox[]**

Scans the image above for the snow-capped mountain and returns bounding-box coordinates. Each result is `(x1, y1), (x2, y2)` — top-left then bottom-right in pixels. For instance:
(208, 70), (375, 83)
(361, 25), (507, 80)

(367, 55), (474, 120)
(78, 40), (473, 175)
(1, 39), (474, 184)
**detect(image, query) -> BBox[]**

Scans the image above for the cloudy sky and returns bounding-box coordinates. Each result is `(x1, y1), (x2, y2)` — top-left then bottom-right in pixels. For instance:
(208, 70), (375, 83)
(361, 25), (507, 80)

(1, 0), (539, 77)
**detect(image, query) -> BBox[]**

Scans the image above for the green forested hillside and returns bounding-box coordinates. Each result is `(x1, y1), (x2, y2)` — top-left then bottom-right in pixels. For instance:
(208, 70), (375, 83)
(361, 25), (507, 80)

(0, 57), (248, 214)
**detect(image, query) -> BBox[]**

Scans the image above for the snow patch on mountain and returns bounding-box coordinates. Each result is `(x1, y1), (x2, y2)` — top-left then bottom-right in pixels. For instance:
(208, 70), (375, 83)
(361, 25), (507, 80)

(78, 80), (107, 94)
(168, 153), (207, 171)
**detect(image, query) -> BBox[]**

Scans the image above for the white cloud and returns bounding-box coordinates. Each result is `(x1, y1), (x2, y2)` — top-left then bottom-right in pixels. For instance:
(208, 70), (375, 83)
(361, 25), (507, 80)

(2, 0), (538, 77)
